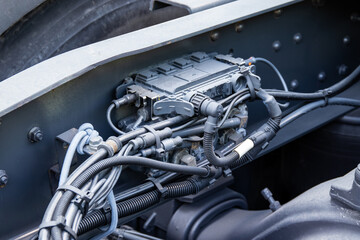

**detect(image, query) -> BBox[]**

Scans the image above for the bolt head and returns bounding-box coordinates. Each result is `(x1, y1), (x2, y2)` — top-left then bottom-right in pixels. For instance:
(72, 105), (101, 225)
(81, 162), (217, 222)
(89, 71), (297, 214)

(28, 127), (43, 143)
(272, 40), (281, 52)
(89, 135), (103, 146)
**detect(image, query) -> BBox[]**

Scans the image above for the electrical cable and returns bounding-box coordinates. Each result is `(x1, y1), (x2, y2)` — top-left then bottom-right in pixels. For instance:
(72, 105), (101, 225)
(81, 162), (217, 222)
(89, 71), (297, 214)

(255, 57), (289, 92)
(255, 57), (289, 108)
(338, 115), (360, 125)
(280, 97), (360, 128)
(266, 65), (360, 100)
(107, 104), (126, 135)
(89, 191), (118, 240)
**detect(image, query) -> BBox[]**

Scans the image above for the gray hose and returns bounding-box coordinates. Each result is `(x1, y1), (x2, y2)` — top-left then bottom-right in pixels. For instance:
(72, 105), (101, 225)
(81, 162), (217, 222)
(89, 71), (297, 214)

(255, 57), (289, 92)
(107, 104), (125, 135)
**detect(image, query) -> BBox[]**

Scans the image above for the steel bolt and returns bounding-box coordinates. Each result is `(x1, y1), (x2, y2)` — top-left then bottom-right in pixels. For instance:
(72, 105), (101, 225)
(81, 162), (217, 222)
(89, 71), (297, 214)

(210, 31), (219, 41)
(28, 127), (43, 143)
(343, 35), (350, 45)
(272, 40), (281, 52)
(235, 23), (244, 33)
(0, 170), (8, 188)
(293, 33), (302, 44)
(89, 135), (103, 152)
(261, 188), (281, 212)
(338, 64), (348, 76)
(318, 71), (326, 82)
(290, 79), (299, 90)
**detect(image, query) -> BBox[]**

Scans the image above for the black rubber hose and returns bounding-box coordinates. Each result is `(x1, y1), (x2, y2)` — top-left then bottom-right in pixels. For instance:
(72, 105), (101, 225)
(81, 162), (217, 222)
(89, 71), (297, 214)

(203, 132), (239, 167)
(338, 115), (360, 125)
(50, 156), (210, 239)
(78, 177), (211, 235)
(266, 65), (360, 100)
(280, 97), (360, 128)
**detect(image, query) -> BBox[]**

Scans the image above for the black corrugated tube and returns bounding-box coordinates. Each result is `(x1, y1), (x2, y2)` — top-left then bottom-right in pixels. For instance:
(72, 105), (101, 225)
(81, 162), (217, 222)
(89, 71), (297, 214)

(50, 156), (210, 240)
(78, 177), (212, 235)
(203, 132), (240, 167)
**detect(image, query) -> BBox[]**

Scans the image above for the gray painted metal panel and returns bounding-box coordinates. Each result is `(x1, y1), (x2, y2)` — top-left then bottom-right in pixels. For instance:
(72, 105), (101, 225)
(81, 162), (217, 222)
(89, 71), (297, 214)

(0, 0), (299, 118)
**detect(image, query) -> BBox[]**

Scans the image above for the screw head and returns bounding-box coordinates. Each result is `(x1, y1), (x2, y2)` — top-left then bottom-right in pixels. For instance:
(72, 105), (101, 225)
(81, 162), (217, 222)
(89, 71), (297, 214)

(293, 33), (302, 44)
(210, 31), (219, 41)
(28, 127), (43, 143)
(272, 40), (281, 52)
(343, 35), (350, 45)
(235, 23), (244, 33)
(318, 71), (326, 82)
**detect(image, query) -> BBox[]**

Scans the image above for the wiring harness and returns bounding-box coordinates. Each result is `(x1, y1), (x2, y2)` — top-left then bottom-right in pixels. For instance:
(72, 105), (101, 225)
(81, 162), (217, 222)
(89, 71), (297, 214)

(37, 53), (360, 240)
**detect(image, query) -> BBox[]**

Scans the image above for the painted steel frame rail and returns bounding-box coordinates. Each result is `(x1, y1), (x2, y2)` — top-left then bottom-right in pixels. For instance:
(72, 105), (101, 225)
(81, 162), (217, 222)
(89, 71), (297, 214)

(0, 0), (299, 118)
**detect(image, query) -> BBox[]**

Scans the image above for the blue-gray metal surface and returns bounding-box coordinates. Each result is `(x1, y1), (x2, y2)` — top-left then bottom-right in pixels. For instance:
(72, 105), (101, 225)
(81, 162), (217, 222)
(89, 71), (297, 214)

(0, 0), (359, 238)
(0, 0), (299, 118)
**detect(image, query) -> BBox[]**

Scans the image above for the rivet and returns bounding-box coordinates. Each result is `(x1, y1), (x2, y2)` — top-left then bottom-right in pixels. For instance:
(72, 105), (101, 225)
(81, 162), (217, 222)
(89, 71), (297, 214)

(235, 23), (244, 33)
(290, 79), (299, 90)
(318, 71), (326, 82)
(272, 40), (281, 52)
(293, 33), (302, 44)
(210, 31), (219, 41)
(274, 9), (282, 18)
(343, 35), (350, 45)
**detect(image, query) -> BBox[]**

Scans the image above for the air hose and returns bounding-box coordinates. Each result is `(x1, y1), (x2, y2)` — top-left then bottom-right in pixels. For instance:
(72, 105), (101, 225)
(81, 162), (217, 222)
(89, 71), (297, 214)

(77, 176), (216, 235)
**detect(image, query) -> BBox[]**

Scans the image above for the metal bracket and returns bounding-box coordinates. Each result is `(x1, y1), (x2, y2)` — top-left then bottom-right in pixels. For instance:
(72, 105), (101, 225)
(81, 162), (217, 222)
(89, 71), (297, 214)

(153, 96), (194, 117)
(330, 164), (360, 212)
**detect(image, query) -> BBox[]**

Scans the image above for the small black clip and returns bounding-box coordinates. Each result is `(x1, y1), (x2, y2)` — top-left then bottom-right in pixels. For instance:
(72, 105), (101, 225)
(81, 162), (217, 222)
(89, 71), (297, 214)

(147, 177), (168, 198)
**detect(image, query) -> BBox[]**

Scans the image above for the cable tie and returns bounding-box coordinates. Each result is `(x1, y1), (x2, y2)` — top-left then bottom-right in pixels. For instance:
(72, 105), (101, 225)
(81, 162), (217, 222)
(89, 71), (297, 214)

(57, 185), (93, 202)
(39, 216), (78, 240)
(72, 195), (90, 216)
(147, 177), (168, 198)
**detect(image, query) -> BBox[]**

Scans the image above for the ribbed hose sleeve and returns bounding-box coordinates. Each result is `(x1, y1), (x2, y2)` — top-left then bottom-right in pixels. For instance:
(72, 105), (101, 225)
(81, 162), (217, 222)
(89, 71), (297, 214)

(203, 132), (239, 167)
(51, 156), (209, 240)
(78, 178), (210, 235)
